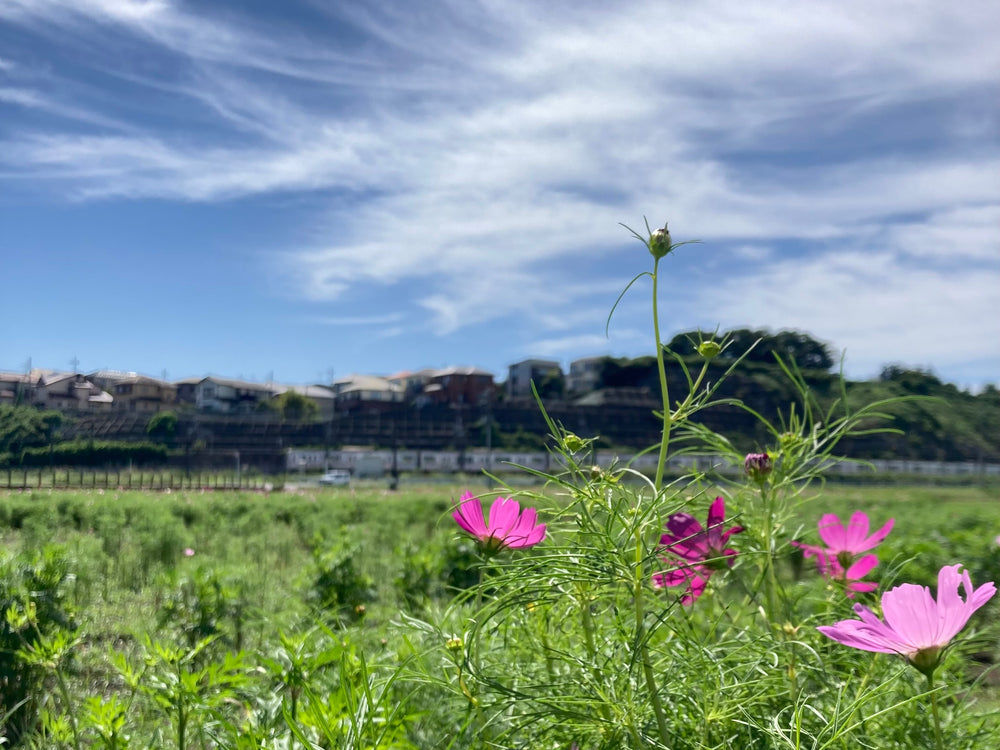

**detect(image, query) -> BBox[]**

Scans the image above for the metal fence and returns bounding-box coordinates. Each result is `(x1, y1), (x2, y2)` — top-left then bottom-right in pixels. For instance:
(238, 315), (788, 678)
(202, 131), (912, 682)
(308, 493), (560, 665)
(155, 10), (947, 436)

(0, 467), (270, 491)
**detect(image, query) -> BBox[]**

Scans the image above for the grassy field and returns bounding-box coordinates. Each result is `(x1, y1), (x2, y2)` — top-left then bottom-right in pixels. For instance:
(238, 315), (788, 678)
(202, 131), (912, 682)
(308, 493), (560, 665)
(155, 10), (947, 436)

(1, 478), (998, 748)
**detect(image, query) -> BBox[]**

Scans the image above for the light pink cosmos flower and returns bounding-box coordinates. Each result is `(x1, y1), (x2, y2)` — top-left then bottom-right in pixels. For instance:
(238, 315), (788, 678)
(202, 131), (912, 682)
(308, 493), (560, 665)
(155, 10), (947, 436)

(818, 564), (996, 677)
(652, 496), (743, 605)
(452, 492), (546, 552)
(792, 511), (893, 594)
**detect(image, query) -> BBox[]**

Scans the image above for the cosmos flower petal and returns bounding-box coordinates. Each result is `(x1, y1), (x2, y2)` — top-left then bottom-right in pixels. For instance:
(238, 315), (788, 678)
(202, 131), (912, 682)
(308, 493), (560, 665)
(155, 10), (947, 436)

(817, 513), (848, 549)
(854, 518), (895, 553)
(488, 497), (521, 537)
(846, 554), (879, 580)
(665, 513), (705, 543)
(817, 619), (901, 654)
(453, 492), (487, 537)
(843, 511), (872, 551)
(846, 581), (879, 594)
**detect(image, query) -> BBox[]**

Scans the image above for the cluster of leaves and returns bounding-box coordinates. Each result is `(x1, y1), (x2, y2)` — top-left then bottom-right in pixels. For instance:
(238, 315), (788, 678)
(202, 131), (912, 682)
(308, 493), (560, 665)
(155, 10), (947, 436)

(0, 404), (64, 459)
(9, 439), (168, 468)
(256, 390), (320, 421)
(591, 336), (1000, 461)
(0, 547), (77, 745)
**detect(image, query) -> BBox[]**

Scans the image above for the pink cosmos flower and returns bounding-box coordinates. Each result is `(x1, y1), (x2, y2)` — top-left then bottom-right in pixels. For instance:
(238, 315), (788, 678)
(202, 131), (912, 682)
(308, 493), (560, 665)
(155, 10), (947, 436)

(817, 564), (996, 677)
(652, 496), (743, 605)
(183, 547), (195, 557)
(452, 492), (546, 552)
(792, 511), (893, 593)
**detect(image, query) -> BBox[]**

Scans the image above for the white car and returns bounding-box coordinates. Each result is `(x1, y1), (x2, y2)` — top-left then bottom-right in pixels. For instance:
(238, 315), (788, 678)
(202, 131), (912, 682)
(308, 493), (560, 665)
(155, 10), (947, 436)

(318, 469), (351, 487)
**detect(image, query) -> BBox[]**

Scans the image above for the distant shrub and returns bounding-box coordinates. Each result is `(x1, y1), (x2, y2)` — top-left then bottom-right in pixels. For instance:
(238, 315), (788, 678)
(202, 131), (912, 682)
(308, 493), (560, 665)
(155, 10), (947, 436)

(305, 535), (375, 625)
(18, 439), (168, 467)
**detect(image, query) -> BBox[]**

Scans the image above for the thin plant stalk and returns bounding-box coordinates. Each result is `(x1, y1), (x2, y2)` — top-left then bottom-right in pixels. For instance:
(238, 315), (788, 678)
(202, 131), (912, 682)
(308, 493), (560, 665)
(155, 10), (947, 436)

(634, 525), (670, 746)
(578, 587), (615, 728)
(651, 255), (671, 493)
(759, 482), (780, 622)
(928, 674), (944, 750)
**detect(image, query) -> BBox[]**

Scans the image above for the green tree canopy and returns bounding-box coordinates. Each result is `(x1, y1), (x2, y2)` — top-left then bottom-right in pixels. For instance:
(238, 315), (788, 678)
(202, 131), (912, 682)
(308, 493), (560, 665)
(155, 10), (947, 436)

(267, 391), (320, 421)
(0, 404), (63, 454)
(146, 411), (178, 445)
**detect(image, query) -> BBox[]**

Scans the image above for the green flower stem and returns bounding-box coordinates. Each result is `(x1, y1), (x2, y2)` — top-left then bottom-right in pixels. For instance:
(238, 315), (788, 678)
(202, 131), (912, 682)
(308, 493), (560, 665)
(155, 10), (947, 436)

(759, 483), (780, 622)
(928, 674), (944, 750)
(579, 588), (615, 727)
(635, 528), (670, 747)
(787, 638), (798, 703)
(651, 256), (671, 493)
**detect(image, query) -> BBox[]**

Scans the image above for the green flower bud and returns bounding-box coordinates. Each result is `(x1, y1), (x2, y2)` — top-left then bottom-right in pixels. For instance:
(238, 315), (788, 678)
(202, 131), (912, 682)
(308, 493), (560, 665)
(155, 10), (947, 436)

(649, 224), (672, 259)
(562, 432), (587, 453)
(697, 340), (723, 359)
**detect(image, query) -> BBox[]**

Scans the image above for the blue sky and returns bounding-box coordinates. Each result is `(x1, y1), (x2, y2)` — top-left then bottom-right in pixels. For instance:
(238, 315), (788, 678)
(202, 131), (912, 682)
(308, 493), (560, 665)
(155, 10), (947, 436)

(1, 0), (998, 389)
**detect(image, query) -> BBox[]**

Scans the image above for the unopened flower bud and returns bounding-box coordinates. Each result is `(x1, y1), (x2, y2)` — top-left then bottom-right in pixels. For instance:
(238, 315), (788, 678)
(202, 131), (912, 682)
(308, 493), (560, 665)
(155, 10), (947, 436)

(446, 636), (464, 651)
(649, 223), (672, 259)
(744, 452), (772, 483)
(697, 340), (722, 359)
(563, 433), (587, 453)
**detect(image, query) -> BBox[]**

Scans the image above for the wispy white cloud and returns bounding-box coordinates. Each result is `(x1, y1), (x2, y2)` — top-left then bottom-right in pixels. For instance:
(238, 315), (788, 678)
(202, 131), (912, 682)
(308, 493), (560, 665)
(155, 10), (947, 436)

(702, 208), (1000, 381)
(1, 0), (998, 381)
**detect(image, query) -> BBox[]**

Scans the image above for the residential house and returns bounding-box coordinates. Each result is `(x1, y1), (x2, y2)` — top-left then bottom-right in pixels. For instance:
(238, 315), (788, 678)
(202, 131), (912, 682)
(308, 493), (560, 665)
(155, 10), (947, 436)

(89, 371), (177, 413)
(425, 366), (495, 405)
(567, 356), (606, 395)
(31, 371), (113, 412)
(0, 371), (33, 405)
(173, 377), (203, 408)
(332, 375), (403, 404)
(194, 376), (278, 414)
(506, 359), (563, 398)
(111, 376), (177, 413)
(87, 369), (138, 392)
(387, 369), (438, 402)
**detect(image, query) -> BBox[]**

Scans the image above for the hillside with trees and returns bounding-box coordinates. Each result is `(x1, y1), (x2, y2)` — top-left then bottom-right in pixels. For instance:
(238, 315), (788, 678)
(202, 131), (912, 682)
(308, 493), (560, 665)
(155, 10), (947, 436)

(593, 329), (1000, 461)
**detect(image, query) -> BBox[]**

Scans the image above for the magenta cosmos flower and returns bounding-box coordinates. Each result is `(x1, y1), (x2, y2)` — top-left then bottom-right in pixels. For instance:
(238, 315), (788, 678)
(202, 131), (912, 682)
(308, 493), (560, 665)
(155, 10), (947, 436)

(793, 511), (893, 593)
(452, 492), (546, 552)
(652, 496), (743, 605)
(818, 564), (996, 677)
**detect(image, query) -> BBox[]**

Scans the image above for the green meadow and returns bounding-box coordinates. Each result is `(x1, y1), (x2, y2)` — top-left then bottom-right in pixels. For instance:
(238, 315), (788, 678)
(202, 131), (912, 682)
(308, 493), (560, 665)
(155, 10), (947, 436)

(1, 479), (998, 748)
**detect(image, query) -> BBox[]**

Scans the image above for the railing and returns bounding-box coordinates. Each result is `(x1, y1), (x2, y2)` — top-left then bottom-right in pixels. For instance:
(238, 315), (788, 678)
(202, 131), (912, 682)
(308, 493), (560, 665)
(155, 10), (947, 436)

(0, 468), (271, 491)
